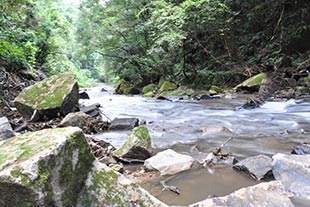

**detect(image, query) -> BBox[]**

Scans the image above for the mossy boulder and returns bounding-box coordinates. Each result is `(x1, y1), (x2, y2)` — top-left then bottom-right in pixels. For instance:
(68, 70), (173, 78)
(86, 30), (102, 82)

(159, 86), (194, 97)
(0, 127), (94, 207)
(234, 73), (267, 92)
(14, 72), (79, 121)
(159, 81), (177, 91)
(113, 126), (152, 161)
(209, 85), (224, 95)
(77, 161), (168, 207)
(142, 84), (158, 95)
(114, 80), (140, 95)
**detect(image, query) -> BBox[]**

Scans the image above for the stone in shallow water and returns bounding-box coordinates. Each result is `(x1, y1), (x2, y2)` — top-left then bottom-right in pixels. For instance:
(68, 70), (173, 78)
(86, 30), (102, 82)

(0, 127), (94, 207)
(189, 181), (294, 207)
(291, 143), (310, 155)
(113, 126), (152, 161)
(109, 118), (139, 130)
(144, 149), (195, 175)
(272, 153), (310, 200)
(233, 155), (273, 180)
(77, 161), (168, 207)
(14, 72), (79, 121)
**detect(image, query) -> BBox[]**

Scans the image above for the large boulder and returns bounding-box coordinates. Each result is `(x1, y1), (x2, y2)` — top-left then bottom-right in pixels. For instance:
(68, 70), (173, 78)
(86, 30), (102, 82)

(233, 155), (273, 180)
(114, 80), (140, 95)
(0, 117), (14, 141)
(77, 161), (168, 207)
(272, 153), (310, 200)
(142, 83), (158, 95)
(144, 149), (195, 175)
(0, 127), (94, 207)
(159, 81), (177, 92)
(235, 73), (267, 93)
(189, 181), (294, 207)
(14, 72), (79, 121)
(109, 118), (139, 130)
(113, 126), (152, 161)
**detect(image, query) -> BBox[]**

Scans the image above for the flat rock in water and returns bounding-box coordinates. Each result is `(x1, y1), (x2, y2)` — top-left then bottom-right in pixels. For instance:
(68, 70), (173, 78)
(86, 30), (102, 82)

(109, 118), (139, 130)
(189, 181), (294, 207)
(77, 161), (168, 207)
(233, 155), (273, 180)
(80, 103), (101, 117)
(0, 117), (14, 141)
(272, 153), (310, 200)
(292, 143), (310, 155)
(14, 72), (79, 121)
(113, 126), (152, 161)
(0, 127), (94, 207)
(144, 149), (195, 175)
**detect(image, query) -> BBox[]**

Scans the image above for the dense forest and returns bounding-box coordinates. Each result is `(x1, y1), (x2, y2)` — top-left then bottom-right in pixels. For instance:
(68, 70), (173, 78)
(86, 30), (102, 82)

(1, 0), (309, 95)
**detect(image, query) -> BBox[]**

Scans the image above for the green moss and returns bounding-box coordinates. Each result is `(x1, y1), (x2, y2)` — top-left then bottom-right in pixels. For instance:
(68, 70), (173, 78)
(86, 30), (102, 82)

(14, 72), (77, 110)
(113, 126), (151, 157)
(159, 81), (177, 91)
(143, 91), (154, 97)
(0, 129), (64, 171)
(142, 84), (158, 94)
(114, 80), (131, 94)
(10, 167), (31, 186)
(235, 73), (267, 89)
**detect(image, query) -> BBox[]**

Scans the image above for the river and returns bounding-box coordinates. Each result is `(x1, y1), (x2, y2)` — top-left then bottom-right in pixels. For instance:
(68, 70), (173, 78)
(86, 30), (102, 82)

(81, 85), (310, 206)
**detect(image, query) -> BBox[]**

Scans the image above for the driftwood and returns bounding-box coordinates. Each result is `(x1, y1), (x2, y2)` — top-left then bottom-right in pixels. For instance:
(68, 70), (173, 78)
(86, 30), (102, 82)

(160, 177), (180, 195)
(14, 110), (37, 132)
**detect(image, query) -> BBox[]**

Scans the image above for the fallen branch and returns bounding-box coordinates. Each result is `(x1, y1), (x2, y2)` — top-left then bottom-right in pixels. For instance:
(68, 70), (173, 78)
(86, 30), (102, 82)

(160, 180), (180, 195)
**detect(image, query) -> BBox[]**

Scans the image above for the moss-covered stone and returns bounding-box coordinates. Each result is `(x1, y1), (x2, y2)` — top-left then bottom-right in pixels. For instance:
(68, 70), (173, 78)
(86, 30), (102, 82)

(14, 72), (79, 120)
(0, 127), (94, 207)
(113, 126), (152, 160)
(159, 81), (177, 91)
(209, 85), (224, 95)
(142, 84), (158, 95)
(235, 73), (267, 89)
(77, 161), (168, 207)
(159, 86), (194, 96)
(143, 91), (154, 97)
(114, 80), (140, 95)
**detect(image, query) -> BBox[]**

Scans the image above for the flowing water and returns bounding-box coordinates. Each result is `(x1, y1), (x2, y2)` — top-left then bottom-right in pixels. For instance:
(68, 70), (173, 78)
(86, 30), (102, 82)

(81, 85), (310, 206)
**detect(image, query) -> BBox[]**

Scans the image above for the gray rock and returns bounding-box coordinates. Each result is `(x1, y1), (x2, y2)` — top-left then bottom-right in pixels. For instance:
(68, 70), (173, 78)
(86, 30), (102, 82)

(0, 117), (14, 141)
(292, 143), (310, 155)
(77, 161), (168, 207)
(109, 118), (139, 130)
(79, 91), (90, 99)
(80, 103), (101, 117)
(0, 127), (94, 207)
(200, 125), (233, 135)
(14, 72), (79, 121)
(113, 126), (152, 161)
(59, 111), (92, 129)
(144, 149), (195, 175)
(189, 181), (294, 207)
(272, 153), (310, 200)
(233, 155), (273, 180)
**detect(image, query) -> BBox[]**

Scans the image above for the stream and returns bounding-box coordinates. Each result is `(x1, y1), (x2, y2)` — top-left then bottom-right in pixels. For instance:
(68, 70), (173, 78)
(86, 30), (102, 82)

(81, 85), (310, 206)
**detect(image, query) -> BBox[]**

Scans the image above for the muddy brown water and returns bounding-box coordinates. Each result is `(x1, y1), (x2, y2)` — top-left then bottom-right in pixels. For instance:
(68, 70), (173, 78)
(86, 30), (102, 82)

(141, 167), (258, 206)
(82, 85), (310, 206)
